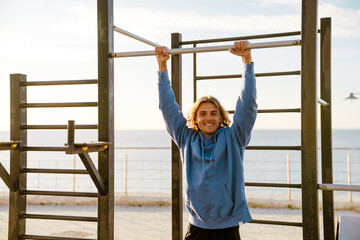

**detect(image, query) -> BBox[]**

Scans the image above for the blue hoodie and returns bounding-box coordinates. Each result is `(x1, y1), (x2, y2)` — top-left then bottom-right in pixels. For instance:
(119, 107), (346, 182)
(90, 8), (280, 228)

(158, 62), (257, 229)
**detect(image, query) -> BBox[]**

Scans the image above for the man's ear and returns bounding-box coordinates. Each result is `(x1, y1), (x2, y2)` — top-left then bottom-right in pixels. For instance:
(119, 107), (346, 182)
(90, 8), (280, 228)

(194, 115), (198, 125)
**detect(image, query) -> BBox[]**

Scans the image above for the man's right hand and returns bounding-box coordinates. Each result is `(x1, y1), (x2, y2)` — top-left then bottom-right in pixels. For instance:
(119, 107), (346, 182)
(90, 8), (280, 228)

(155, 46), (170, 72)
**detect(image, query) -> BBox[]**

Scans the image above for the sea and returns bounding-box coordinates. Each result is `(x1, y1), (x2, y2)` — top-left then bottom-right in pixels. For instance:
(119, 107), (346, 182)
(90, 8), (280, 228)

(0, 129), (359, 201)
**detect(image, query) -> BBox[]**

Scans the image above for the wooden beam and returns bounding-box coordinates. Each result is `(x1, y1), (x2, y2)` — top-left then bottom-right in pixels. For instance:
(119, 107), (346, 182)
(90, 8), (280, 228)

(78, 152), (106, 195)
(0, 141), (21, 151)
(9, 73), (27, 239)
(0, 163), (17, 191)
(97, 0), (115, 238)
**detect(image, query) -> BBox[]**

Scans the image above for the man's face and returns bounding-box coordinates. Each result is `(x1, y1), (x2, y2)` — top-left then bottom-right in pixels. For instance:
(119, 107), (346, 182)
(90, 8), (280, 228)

(195, 102), (221, 137)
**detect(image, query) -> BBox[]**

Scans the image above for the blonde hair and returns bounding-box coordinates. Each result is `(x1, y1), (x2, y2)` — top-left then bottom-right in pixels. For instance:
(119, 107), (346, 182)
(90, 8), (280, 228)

(187, 95), (231, 131)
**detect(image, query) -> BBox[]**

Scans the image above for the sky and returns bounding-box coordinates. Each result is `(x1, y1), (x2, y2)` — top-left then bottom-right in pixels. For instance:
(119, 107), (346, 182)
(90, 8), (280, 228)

(0, 0), (359, 131)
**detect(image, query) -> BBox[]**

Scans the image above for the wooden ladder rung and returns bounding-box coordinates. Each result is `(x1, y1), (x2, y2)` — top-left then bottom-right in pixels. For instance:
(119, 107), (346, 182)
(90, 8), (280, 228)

(23, 168), (88, 174)
(21, 213), (97, 222)
(21, 234), (96, 240)
(22, 190), (98, 198)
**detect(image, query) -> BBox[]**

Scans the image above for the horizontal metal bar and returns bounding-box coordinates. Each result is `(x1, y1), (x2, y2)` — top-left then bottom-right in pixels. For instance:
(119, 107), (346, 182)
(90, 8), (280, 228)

(22, 79), (98, 86)
(22, 102), (98, 108)
(21, 213), (97, 222)
(23, 125), (98, 130)
(181, 31), (301, 45)
(21, 235), (97, 240)
(115, 147), (170, 150)
(115, 146), (360, 151)
(318, 184), (360, 192)
(246, 146), (301, 150)
(196, 71), (301, 80)
(23, 147), (68, 152)
(114, 26), (161, 47)
(22, 168), (88, 174)
(228, 108), (301, 114)
(258, 108), (301, 113)
(245, 182), (302, 188)
(112, 39), (301, 58)
(22, 190), (98, 198)
(249, 219), (302, 227)
(317, 98), (330, 107)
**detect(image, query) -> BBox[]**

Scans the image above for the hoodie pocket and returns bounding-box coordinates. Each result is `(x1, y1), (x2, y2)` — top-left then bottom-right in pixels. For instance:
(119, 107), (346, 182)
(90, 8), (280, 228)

(186, 184), (234, 222)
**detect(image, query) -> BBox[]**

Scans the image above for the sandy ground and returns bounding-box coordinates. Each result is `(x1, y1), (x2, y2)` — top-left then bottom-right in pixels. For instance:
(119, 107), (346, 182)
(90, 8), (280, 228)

(0, 204), (359, 240)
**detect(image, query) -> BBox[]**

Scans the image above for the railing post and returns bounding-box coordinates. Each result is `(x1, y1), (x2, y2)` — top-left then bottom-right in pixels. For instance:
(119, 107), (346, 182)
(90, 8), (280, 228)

(287, 153), (291, 200)
(171, 32), (183, 240)
(9, 74), (27, 240)
(124, 154), (128, 196)
(73, 155), (76, 192)
(301, 0), (319, 239)
(320, 17), (335, 240)
(347, 152), (352, 202)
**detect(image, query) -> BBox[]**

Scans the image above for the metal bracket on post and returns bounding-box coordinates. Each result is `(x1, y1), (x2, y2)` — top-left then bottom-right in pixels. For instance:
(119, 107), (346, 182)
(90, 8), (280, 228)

(65, 120), (108, 195)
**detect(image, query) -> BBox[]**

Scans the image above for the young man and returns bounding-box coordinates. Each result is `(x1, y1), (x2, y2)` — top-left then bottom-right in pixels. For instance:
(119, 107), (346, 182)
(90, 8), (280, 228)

(156, 41), (257, 240)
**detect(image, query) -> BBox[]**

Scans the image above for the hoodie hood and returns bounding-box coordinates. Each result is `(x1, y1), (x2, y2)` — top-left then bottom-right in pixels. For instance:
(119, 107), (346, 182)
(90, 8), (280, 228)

(199, 128), (224, 174)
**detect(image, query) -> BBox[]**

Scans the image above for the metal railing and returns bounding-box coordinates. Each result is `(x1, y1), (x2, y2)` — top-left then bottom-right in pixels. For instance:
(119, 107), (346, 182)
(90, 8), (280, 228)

(2, 146), (358, 201)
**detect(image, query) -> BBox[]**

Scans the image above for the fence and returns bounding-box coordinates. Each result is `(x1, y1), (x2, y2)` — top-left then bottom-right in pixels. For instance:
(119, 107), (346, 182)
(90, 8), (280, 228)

(0, 146), (359, 202)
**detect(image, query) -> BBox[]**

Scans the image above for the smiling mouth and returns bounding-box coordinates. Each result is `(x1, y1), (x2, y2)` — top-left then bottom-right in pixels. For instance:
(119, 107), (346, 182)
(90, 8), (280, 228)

(205, 124), (214, 126)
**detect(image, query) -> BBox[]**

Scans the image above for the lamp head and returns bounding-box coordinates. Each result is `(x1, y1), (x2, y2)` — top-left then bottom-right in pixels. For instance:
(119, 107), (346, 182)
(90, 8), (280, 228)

(345, 92), (358, 102)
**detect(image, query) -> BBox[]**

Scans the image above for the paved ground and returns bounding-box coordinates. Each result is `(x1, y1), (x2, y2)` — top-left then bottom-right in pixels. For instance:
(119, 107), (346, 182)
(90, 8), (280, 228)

(0, 204), (359, 240)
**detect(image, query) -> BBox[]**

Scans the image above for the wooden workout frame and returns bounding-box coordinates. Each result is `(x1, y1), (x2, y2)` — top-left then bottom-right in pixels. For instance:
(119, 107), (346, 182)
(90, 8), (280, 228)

(3, 0), (359, 240)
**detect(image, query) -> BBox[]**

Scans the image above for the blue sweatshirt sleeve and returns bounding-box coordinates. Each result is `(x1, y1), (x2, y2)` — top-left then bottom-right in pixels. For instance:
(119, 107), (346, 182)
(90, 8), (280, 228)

(158, 71), (189, 149)
(230, 62), (258, 147)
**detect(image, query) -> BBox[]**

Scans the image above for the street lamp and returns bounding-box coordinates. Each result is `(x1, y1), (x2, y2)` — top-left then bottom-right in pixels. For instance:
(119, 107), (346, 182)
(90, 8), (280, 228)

(345, 92), (360, 102)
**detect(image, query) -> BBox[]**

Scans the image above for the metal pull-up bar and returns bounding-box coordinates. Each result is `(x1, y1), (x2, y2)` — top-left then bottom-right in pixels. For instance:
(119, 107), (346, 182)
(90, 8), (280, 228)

(114, 26), (161, 47)
(111, 40), (301, 58)
(112, 26), (301, 58)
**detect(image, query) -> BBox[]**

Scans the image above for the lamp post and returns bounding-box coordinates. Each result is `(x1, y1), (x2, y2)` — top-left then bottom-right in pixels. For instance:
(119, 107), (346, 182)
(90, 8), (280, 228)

(345, 92), (360, 101)
(344, 91), (359, 201)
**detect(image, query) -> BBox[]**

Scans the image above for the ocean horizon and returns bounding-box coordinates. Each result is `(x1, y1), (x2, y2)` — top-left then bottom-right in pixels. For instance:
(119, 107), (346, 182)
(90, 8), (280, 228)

(0, 129), (359, 201)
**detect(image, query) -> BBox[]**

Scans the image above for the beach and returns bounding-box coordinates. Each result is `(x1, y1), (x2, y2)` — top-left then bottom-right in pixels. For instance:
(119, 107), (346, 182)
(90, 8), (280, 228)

(0, 203), (359, 240)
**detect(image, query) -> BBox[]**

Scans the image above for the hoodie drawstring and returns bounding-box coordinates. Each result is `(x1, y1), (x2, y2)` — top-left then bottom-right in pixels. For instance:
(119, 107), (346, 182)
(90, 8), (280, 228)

(200, 133), (217, 174)
(201, 134), (205, 174)
(209, 134), (217, 165)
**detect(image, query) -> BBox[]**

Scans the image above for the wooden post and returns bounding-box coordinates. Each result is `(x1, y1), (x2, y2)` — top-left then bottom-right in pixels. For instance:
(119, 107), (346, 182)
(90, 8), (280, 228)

(320, 17), (335, 240)
(9, 74), (27, 240)
(301, 0), (319, 239)
(97, 0), (114, 239)
(171, 32), (183, 240)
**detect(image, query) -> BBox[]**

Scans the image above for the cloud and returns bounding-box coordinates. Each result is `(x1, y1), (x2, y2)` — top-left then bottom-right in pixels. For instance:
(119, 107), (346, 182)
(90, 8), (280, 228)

(115, 7), (300, 36)
(115, 3), (360, 39)
(253, 0), (300, 7)
(319, 2), (360, 38)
